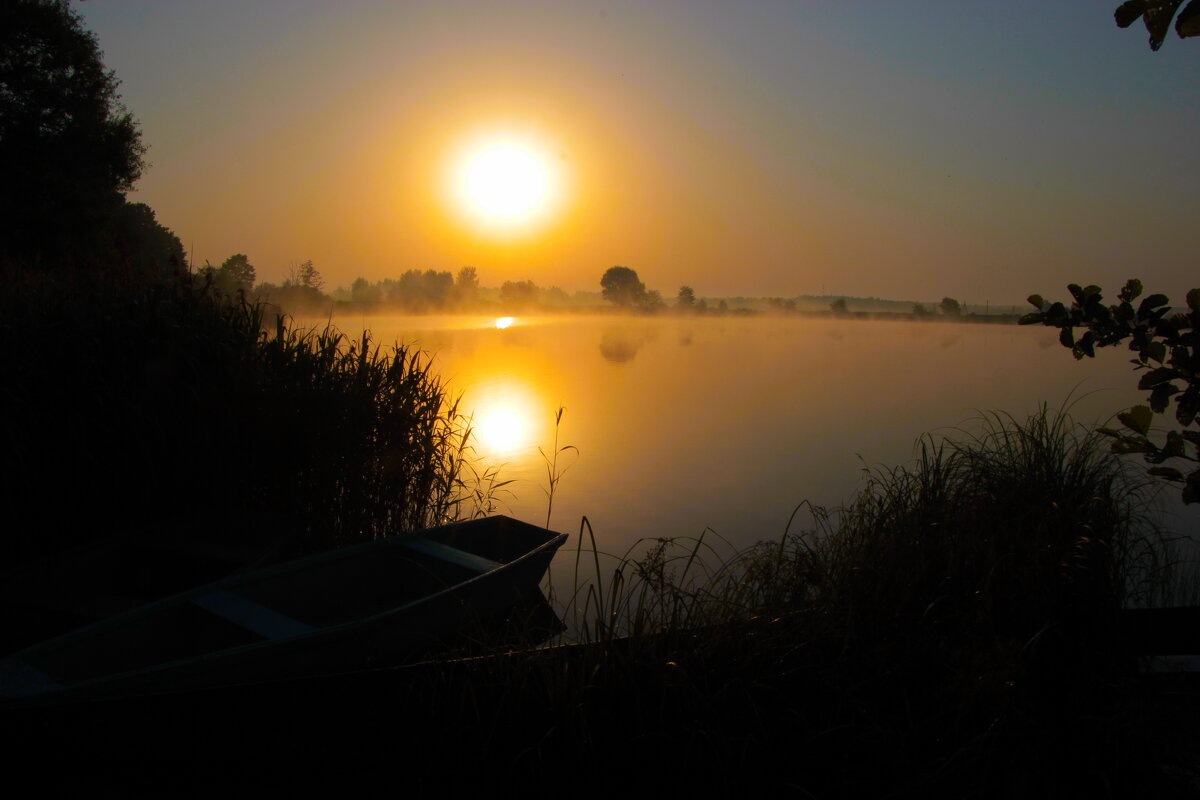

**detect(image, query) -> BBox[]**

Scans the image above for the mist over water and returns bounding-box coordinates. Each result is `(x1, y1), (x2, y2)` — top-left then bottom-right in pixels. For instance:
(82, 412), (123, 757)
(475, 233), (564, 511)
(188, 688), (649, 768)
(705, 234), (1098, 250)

(303, 313), (1197, 557)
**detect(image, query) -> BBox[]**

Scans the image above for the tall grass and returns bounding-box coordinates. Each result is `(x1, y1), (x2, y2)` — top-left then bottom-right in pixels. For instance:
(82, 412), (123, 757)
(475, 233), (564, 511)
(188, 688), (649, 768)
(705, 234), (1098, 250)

(1, 272), (492, 575)
(387, 405), (1192, 795)
(554, 406), (1170, 643)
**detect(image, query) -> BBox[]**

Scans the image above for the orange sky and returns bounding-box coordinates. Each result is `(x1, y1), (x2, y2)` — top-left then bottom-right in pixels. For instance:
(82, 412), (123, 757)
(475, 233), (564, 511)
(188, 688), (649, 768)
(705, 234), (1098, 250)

(79, 2), (1200, 303)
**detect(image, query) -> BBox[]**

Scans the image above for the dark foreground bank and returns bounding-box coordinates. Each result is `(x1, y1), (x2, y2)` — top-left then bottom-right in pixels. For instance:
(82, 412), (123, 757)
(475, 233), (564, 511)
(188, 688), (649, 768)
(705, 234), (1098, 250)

(6, 613), (1200, 797)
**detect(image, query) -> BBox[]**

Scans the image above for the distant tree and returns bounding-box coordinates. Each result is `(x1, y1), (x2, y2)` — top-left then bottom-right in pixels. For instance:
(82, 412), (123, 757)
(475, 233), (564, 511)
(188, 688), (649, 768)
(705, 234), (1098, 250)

(382, 269), (454, 311)
(913, 303), (933, 317)
(600, 266), (646, 307)
(940, 297), (962, 317)
(696, 299), (709, 314)
(1114, 0), (1200, 50)
(830, 298), (849, 314)
(676, 286), (696, 311)
(717, 300), (729, 315)
(1021, 280), (1200, 504)
(0, 0), (147, 272)
(293, 260), (323, 291)
(641, 289), (666, 312)
(540, 285), (570, 306)
(350, 277), (381, 305)
(217, 254), (255, 293)
(196, 260), (218, 284)
(500, 279), (539, 308)
(454, 266), (479, 305)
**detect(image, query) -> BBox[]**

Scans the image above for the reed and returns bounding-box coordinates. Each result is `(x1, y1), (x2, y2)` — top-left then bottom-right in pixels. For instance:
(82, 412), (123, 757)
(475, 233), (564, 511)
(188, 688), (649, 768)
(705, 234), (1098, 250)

(384, 405), (1194, 795)
(1, 273), (495, 574)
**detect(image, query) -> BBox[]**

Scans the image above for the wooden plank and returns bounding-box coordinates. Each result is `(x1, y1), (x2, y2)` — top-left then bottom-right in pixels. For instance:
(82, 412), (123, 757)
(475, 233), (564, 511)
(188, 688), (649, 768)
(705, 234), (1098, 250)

(193, 590), (315, 641)
(400, 536), (504, 574)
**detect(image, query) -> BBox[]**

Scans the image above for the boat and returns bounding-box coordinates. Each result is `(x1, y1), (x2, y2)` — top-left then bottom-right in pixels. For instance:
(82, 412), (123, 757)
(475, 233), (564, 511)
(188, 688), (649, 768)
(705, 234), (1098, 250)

(0, 515), (567, 705)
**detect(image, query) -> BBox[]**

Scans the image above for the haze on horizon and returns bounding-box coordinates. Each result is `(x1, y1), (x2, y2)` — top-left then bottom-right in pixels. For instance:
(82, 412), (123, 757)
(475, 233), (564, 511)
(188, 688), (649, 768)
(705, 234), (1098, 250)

(77, 1), (1199, 304)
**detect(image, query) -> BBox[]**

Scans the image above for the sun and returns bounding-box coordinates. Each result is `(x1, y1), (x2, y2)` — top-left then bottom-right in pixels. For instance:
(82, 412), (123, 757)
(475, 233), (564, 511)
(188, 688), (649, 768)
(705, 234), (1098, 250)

(454, 140), (557, 226)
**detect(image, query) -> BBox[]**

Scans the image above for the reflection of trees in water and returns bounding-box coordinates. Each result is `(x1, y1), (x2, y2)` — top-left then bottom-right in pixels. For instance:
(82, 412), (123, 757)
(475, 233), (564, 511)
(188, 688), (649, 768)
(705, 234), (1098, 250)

(599, 329), (646, 364)
(939, 333), (963, 349)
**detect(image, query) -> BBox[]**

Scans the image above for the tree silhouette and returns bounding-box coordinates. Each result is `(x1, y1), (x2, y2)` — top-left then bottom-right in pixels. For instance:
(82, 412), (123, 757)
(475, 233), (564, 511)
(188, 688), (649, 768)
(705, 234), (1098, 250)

(940, 297), (962, 317)
(350, 277), (381, 305)
(500, 279), (539, 308)
(600, 266), (646, 307)
(0, 0), (146, 271)
(455, 266), (479, 305)
(217, 254), (256, 293)
(294, 260), (323, 291)
(676, 286), (696, 311)
(110, 202), (186, 280)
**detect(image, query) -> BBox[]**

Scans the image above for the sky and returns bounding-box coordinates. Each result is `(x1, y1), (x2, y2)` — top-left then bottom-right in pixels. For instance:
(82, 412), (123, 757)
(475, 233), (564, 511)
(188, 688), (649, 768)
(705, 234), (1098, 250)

(76, 1), (1199, 303)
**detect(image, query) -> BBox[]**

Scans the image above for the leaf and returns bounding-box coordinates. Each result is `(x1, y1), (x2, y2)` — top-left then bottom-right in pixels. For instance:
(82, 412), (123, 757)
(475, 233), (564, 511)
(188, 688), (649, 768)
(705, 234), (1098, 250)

(1144, 340), (1167, 363)
(1184, 471), (1200, 505)
(1111, 436), (1152, 454)
(1119, 278), (1144, 303)
(1149, 382), (1180, 413)
(1178, 0), (1200, 36)
(1140, 0), (1185, 49)
(1027, 294), (1045, 309)
(1137, 367), (1178, 389)
(1177, 387), (1199, 427)
(1018, 313), (1043, 326)
(1115, 0), (1147, 27)
(1072, 333), (1096, 359)
(1188, 287), (1200, 312)
(1148, 467), (1184, 481)
(1164, 430), (1186, 458)
(1118, 404), (1153, 436)
(1059, 328), (1075, 348)
(1138, 293), (1170, 315)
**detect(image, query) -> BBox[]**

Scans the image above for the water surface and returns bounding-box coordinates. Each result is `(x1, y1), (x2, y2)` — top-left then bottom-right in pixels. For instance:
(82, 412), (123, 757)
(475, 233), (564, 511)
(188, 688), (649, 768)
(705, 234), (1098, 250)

(302, 313), (1196, 565)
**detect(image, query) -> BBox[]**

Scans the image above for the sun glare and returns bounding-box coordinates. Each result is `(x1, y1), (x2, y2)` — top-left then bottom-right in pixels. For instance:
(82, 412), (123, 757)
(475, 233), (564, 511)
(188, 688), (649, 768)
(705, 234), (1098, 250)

(454, 140), (557, 226)
(495, 316), (515, 329)
(473, 403), (531, 455)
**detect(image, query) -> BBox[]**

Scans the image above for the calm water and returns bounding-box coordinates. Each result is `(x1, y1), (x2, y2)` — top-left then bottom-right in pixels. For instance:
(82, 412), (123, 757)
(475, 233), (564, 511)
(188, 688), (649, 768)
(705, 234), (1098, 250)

(302, 312), (1197, 569)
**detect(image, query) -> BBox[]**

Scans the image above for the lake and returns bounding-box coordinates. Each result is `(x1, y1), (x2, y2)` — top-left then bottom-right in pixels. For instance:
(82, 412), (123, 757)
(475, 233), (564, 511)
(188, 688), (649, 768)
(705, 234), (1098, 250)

(300, 312), (1197, 576)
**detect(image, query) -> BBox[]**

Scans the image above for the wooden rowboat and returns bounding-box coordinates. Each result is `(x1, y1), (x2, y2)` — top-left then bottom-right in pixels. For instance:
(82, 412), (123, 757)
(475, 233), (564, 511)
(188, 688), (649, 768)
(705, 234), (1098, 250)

(0, 515), (566, 704)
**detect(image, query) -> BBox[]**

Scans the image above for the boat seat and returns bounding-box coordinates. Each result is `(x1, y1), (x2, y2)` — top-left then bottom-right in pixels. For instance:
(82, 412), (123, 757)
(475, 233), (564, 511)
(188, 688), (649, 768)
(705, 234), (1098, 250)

(193, 589), (316, 640)
(400, 536), (504, 574)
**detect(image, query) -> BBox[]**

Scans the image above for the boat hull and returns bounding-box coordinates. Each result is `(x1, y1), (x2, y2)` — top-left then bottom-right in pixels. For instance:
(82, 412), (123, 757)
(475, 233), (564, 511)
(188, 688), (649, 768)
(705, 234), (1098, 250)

(1, 516), (567, 704)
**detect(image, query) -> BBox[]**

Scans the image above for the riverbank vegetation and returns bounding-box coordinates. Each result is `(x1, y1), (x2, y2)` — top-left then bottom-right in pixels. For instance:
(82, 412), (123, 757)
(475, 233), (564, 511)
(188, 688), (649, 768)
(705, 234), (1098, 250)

(43, 406), (1198, 796)
(387, 406), (1195, 795)
(0, 274), (498, 649)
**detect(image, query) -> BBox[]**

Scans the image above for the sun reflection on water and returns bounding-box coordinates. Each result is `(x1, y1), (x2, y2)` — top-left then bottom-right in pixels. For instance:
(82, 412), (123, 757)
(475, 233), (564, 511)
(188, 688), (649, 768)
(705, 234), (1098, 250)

(463, 372), (547, 462)
(472, 403), (531, 454)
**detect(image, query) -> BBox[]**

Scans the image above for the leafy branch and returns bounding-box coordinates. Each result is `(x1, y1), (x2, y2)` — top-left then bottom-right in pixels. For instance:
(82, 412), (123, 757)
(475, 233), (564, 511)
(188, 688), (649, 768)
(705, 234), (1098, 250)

(1020, 279), (1200, 503)
(1115, 0), (1200, 50)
